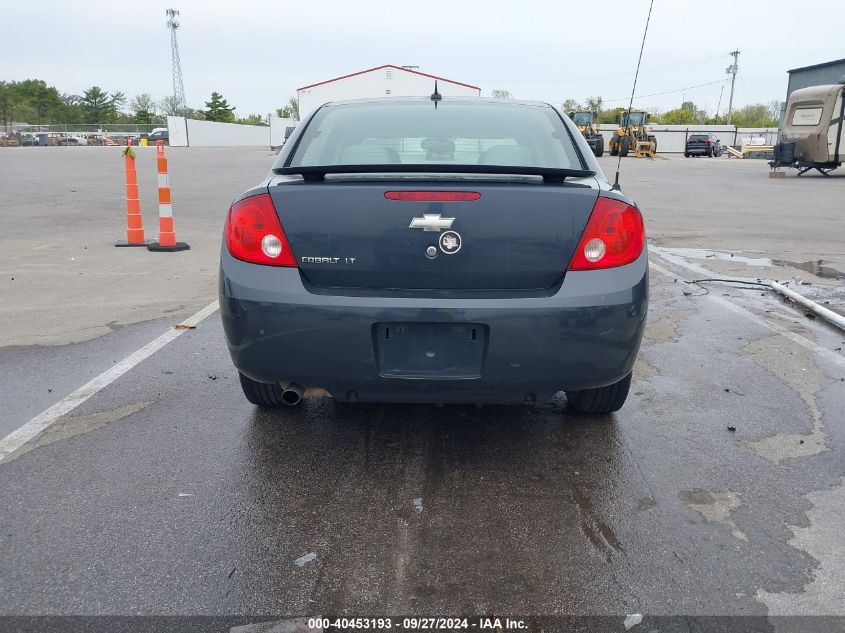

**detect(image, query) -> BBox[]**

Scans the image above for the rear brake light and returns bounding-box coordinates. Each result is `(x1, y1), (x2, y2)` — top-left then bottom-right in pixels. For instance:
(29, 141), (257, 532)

(224, 193), (296, 267)
(384, 191), (481, 201)
(568, 197), (645, 271)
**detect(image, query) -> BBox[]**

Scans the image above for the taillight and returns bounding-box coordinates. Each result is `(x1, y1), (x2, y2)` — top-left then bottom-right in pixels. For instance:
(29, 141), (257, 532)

(706, 140), (712, 145)
(568, 197), (645, 270)
(384, 191), (481, 201)
(224, 193), (296, 267)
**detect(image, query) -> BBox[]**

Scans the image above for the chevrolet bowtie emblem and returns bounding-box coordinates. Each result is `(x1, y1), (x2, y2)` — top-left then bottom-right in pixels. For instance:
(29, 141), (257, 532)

(409, 214), (455, 232)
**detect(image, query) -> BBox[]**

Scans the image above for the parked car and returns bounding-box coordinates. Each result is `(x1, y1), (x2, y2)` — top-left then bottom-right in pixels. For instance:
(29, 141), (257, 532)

(219, 97), (648, 413)
(147, 129), (169, 145)
(685, 133), (722, 157)
(19, 134), (39, 147)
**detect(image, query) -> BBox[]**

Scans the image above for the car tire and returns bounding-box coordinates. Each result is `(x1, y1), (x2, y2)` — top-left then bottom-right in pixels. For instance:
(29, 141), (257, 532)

(238, 372), (288, 408)
(684, 152), (690, 157)
(565, 373), (632, 414)
(620, 137), (630, 157)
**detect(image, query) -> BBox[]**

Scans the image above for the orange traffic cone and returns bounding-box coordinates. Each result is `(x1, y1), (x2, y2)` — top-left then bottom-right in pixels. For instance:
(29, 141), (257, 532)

(148, 141), (189, 252)
(115, 138), (151, 247)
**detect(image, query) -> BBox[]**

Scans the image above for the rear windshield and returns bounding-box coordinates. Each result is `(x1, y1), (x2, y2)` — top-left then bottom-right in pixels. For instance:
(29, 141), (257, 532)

(287, 100), (582, 170)
(688, 134), (709, 142)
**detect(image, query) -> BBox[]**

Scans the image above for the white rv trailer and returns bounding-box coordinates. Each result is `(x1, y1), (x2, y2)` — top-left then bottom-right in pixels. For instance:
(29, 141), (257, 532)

(772, 79), (845, 175)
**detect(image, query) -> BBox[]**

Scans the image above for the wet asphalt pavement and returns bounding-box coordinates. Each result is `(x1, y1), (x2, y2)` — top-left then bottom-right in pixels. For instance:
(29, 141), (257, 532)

(2, 260), (845, 626)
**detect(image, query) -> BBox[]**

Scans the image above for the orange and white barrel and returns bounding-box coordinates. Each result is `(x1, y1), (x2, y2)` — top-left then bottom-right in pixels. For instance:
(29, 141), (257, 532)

(148, 141), (189, 252)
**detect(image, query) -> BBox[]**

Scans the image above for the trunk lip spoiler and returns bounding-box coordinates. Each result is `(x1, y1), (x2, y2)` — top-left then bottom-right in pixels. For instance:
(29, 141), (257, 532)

(274, 164), (595, 184)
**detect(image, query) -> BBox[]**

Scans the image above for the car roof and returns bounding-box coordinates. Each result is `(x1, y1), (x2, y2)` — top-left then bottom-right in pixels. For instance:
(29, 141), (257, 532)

(319, 96), (554, 109)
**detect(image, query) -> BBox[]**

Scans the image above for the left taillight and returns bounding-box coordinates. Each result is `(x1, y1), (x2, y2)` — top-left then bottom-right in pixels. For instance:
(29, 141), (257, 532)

(224, 193), (296, 267)
(567, 196), (645, 271)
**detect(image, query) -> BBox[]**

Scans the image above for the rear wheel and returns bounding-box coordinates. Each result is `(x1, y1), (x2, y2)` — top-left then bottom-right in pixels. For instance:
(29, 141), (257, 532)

(565, 373), (632, 414)
(609, 136), (619, 156)
(648, 136), (657, 153)
(239, 372), (288, 408)
(619, 137), (630, 157)
(684, 152), (691, 158)
(593, 136), (604, 157)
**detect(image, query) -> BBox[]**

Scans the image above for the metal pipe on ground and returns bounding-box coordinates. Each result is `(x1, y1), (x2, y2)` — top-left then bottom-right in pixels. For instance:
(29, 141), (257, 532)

(769, 281), (845, 332)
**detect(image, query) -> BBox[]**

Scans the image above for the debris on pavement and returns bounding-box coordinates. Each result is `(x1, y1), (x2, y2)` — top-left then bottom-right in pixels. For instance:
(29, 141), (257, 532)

(208, 374), (217, 381)
(293, 552), (316, 567)
(174, 324), (196, 330)
(727, 426), (737, 432)
(178, 493), (192, 497)
(413, 497), (424, 513)
(623, 613), (643, 629)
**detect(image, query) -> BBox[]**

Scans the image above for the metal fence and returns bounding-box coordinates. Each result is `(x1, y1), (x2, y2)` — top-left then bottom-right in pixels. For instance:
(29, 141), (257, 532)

(595, 125), (779, 153)
(12, 123), (160, 135)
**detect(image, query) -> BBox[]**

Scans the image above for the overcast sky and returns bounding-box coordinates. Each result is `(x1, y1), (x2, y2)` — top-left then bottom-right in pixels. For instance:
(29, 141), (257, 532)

(2, 0), (843, 116)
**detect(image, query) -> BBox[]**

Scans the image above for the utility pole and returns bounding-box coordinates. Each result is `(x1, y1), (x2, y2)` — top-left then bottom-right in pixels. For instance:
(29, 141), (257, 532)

(166, 9), (186, 115)
(726, 50), (739, 124)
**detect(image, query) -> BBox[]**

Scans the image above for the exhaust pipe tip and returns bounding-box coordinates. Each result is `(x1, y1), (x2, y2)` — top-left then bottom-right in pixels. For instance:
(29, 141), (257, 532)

(281, 383), (304, 406)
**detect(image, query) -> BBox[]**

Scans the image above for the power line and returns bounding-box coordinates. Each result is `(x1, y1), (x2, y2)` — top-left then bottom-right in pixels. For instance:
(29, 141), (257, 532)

(603, 79), (727, 103)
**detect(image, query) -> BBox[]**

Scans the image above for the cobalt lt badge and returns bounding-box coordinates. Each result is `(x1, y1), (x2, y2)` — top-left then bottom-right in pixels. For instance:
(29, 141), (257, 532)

(439, 230), (462, 254)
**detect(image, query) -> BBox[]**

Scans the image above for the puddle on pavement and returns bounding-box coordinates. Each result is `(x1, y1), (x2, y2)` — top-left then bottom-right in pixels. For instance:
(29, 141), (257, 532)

(771, 259), (845, 281)
(756, 477), (845, 617)
(655, 247), (845, 281)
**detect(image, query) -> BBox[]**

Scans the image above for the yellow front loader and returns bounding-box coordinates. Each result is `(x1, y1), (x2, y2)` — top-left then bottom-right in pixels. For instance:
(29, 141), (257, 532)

(609, 110), (657, 157)
(568, 111), (605, 157)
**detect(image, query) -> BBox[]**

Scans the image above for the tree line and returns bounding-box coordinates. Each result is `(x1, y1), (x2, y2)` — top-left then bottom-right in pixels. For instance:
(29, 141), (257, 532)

(559, 95), (782, 127)
(491, 89), (781, 127)
(0, 79), (300, 129)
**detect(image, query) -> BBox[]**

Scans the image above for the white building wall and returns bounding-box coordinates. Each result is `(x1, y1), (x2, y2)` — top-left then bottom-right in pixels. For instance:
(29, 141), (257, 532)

(166, 117), (270, 147)
(185, 119), (269, 147)
(166, 116), (189, 147)
(298, 68), (480, 118)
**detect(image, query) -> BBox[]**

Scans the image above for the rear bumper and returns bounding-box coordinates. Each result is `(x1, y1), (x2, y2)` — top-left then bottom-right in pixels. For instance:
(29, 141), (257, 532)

(686, 146), (712, 154)
(219, 249), (648, 404)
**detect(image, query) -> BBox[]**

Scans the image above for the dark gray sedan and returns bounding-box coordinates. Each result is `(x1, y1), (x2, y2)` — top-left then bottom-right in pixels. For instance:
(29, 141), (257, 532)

(219, 98), (648, 413)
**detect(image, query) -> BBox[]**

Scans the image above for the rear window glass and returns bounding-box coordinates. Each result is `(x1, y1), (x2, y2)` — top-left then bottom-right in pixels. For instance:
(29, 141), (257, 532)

(688, 134), (709, 142)
(791, 107), (823, 126)
(288, 101), (581, 170)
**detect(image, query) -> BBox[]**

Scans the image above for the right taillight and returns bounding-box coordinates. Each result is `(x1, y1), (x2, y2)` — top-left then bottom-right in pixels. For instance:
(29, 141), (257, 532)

(568, 197), (645, 270)
(224, 193), (296, 267)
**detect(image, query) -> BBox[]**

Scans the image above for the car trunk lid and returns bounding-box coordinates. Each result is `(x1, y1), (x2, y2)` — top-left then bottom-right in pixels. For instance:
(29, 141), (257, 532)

(268, 178), (599, 290)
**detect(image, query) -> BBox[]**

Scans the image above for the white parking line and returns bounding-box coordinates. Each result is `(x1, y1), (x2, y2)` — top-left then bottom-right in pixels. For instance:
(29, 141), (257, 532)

(0, 300), (219, 463)
(649, 257), (845, 367)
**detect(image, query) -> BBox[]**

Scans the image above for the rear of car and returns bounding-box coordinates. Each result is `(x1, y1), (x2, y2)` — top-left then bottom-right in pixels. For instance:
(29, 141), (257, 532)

(685, 133), (720, 157)
(147, 130), (169, 145)
(219, 98), (648, 412)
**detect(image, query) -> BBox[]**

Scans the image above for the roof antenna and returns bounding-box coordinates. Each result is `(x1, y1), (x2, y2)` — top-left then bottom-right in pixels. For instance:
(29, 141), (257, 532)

(431, 80), (442, 109)
(612, 0), (654, 192)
